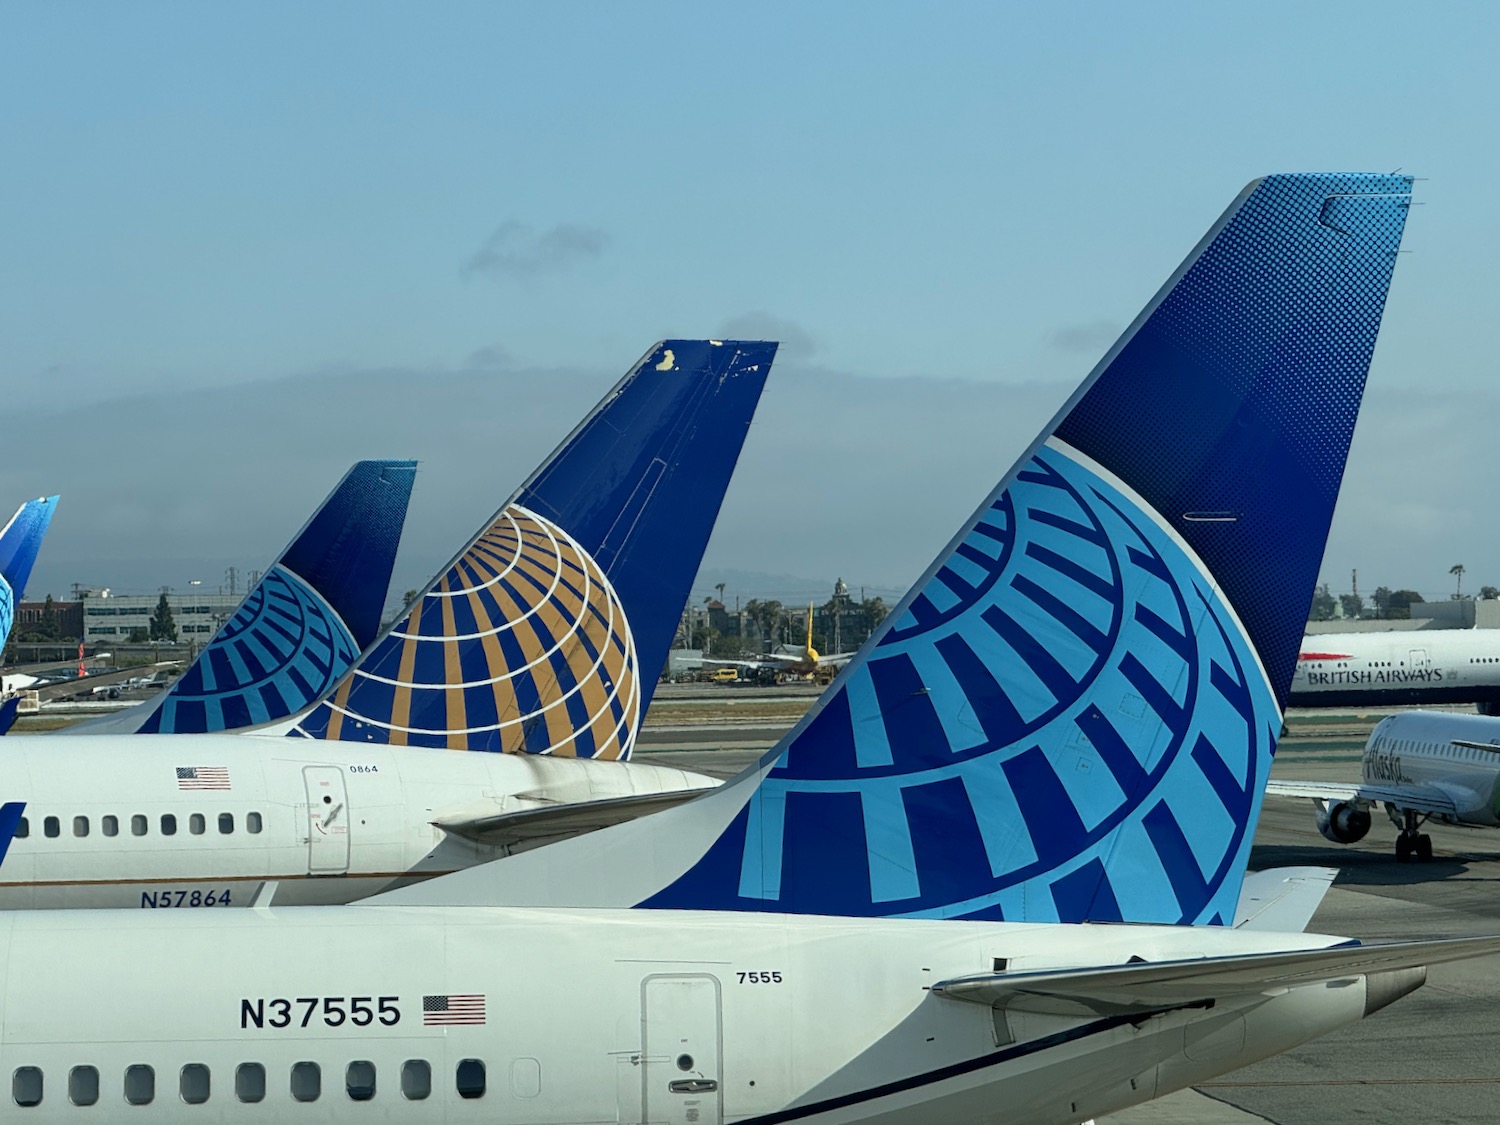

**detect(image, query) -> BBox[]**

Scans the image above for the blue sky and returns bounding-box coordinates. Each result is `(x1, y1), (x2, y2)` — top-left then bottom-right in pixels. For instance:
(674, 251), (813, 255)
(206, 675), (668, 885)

(4, 2), (1500, 609)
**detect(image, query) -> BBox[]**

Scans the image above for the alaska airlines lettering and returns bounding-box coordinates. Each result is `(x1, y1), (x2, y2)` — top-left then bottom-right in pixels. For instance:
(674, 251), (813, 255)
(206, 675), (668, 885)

(1363, 745), (1409, 784)
(1304, 667), (1445, 687)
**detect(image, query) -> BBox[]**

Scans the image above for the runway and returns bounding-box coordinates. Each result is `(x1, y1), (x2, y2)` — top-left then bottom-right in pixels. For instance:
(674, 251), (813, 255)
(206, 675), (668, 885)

(638, 693), (1500, 1124)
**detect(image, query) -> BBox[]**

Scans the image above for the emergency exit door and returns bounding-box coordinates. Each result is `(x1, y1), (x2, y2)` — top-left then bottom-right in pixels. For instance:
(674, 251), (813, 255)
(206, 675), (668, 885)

(642, 975), (722, 1125)
(303, 766), (350, 875)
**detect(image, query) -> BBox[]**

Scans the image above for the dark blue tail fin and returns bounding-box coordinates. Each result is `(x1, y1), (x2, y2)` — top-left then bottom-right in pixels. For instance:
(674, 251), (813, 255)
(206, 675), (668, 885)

(292, 341), (776, 756)
(124, 460), (416, 734)
(0, 497), (59, 653)
(372, 175), (1412, 923)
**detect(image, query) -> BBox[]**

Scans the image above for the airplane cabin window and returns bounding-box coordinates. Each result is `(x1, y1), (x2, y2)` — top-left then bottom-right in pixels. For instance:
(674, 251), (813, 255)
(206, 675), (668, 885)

(15, 818), (26, 839)
(247, 812), (263, 834)
(68, 1066), (98, 1107)
(124, 1064), (155, 1106)
(218, 813), (234, 834)
(234, 1063), (265, 1104)
(456, 1059), (486, 1099)
(102, 815), (118, 837)
(291, 1062), (320, 1102)
(401, 1060), (431, 1100)
(43, 817), (59, 839)
(73, 816), (88, 838)
(179, 1063), (209, 1104)
(131, 814), (148, 837)
(189, 813), (205, 836)
(12, 1066), (42, 1107)
(346, 1061), (376, 1101)
(161, 814), (177, 837)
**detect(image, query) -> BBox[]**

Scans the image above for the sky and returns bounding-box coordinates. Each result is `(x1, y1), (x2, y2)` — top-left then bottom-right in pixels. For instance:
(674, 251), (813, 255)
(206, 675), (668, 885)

(4, 1), (1500, 614)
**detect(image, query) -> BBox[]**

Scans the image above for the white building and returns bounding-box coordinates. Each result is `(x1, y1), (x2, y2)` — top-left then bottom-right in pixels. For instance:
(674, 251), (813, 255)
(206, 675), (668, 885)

(82, 591), (244, 644)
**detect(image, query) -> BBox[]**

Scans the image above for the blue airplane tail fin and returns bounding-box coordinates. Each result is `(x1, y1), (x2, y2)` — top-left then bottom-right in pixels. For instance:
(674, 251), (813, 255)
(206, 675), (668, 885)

(131, 460), (417, 734)
(0, 497), (59, 650)
(369, 174), (1412, 922)
(292, 341), (776, 756)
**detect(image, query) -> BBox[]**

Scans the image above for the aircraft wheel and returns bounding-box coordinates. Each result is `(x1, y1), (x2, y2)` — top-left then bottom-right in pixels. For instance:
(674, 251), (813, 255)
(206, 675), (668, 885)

(1395, 834), (1412, 862)
(1415, 834), (1433, 862)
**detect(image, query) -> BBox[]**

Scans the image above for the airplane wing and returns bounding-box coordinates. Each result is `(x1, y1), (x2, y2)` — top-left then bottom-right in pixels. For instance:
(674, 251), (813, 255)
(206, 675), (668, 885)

(1264, 779), (1459, 817)
(814, 652), (858, 668)
(1233, 867), (1338, 933)
(432, 787), (717, 851)
(932, 934), (1500, 1016)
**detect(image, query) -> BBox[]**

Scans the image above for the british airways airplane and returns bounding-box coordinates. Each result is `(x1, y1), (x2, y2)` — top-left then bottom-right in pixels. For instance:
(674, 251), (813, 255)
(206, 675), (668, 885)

(1291, 629), (1500, 712)
(0, 340), (775, 908)
(0, 174), (1485, 1125)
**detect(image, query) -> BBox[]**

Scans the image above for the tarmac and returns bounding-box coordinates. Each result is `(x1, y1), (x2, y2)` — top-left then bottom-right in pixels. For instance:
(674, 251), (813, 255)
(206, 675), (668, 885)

(636, 689), (1500, 1125)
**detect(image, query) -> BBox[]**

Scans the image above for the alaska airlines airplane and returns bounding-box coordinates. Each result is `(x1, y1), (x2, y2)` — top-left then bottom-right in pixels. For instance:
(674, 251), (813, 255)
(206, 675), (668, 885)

(0, 175), (1484, 1125)
(64, 459), (417, 736)
(1292, 628), (1500, 713)
(1268, 709), (1500, 861)
(0, 340), (775, 908)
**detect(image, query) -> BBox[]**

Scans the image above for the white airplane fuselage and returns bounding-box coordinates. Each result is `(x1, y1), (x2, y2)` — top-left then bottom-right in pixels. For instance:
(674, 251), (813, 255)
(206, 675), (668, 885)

(1291, 629), (1500, 711)
(0, 736), (713, 909)
(1361, 710), (1500, 827)
(0, 906), (1367, 1124)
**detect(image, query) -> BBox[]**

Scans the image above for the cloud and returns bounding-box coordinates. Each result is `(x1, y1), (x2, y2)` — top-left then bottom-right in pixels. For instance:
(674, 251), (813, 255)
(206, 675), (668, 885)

(461, 221), (609, 282)
(1047, 320), (1120, 352)
(717, 312), (820, 358)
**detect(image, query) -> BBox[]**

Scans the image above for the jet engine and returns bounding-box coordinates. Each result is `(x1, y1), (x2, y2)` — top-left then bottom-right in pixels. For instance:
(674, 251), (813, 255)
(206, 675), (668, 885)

(1316, 800), (1372, 844)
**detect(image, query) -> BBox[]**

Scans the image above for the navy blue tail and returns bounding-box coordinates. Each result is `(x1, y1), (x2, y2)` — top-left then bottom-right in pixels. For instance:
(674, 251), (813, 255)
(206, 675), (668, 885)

(376, 175), (1412, 922)
(129, 460), (417, 734)
(0, 497), (59, 654)
(293, 341), (776, 756)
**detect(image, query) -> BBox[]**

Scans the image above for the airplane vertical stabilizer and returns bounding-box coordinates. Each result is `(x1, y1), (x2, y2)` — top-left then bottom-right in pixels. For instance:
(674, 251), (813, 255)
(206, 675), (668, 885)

(109, 460), (416, 734)
(370, 175), (1411, 924)
(0, 496), (59, 653)
(293, 341), (776, 757)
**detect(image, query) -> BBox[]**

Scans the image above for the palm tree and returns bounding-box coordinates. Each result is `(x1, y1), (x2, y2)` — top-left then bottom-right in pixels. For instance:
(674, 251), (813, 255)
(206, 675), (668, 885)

(1451, 563), (1466, 600)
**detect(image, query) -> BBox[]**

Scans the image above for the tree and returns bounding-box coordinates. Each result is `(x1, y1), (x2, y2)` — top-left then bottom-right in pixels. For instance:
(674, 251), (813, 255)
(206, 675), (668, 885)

(1451, 563), (1466, 600)
(1372, 586), (1392, 619)
(1386, 589), (1424, 620)
(127, 627), (149, 643)
(148, 593), (177, 643)
(1338, 592), (1364, 620)
(1481, 586), (1500, 601)
(1309, 584), (1336, 621)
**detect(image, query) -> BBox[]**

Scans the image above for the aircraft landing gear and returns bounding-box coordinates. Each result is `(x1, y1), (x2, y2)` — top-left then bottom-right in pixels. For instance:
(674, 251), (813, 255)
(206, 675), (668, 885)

(1394, 808), (1433, 863)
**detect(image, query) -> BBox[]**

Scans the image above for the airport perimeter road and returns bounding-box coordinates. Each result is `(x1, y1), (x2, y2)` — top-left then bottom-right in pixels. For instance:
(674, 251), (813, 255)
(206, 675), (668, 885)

(642, 700), (1500, 1124)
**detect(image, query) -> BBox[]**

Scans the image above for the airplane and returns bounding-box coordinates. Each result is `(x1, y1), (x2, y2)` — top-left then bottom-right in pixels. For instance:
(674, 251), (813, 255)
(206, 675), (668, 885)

(63, 459), (419, 735)
(694, 604), (855, 678)
(0, 174), (1484, 1125)
(0, 340), (777, 908)
(0, 496), (59, 661)
(1266, 708), (1500, 861)
(1291, 627), (1500, 713)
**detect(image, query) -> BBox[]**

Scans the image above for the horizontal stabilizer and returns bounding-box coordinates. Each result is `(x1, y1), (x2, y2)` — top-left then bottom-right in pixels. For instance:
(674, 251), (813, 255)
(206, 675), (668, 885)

(434, 783), (718, 851)
(1233, 867), (1337, 932)
(933, 934), (1500, 1016)
(1265, 779), (1458, 818)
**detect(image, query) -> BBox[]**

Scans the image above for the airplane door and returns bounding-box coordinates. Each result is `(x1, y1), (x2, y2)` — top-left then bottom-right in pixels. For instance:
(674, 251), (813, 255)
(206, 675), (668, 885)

(302, 766), (350, 875)
(642, 975), (722, 1125)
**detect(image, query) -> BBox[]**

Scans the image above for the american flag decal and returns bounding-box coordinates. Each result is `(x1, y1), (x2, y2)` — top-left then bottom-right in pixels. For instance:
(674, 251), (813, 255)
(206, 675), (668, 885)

(176, 766), (230, 791)
(423, 994), (485, 1026)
